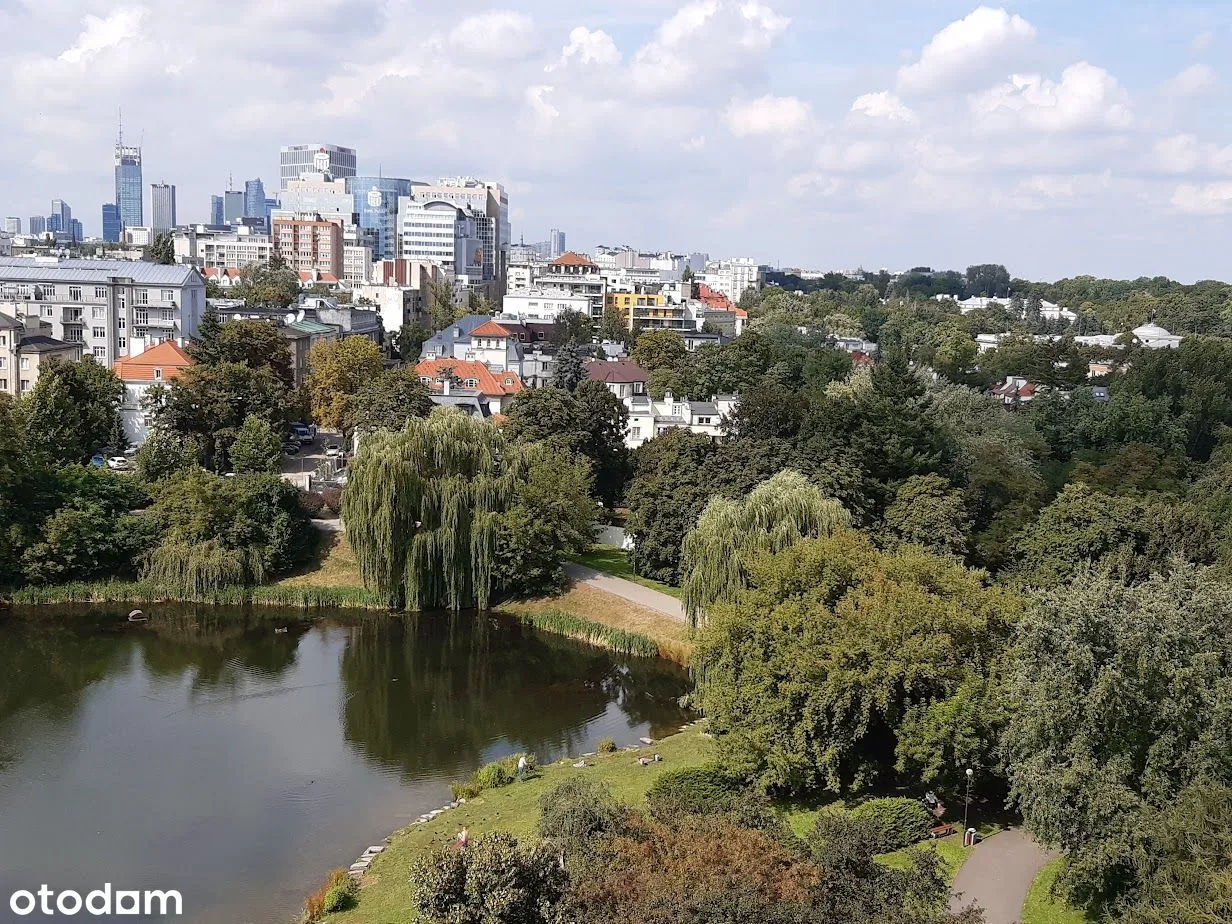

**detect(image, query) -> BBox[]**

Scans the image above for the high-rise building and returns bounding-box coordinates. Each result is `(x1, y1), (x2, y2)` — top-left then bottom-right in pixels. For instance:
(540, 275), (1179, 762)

(150, 183), (177, 231)
(244, 179), (266, 221)
(209, 196), (224, 226)
(114, 143), (143, 229)
(411, 177), (509, 289)
(347, 176), (413, 261)
(549, 229), (566, 259)
(49, 200), (71, 235)
(3, 218), (19, 235)
(70, 219), (83, 242)
(279, 144), (357, 189)
(102, 204), (122, 242)
(29, 216), (46, 236)
(223, 190), (245, 224)
(272, 216), (342, 277)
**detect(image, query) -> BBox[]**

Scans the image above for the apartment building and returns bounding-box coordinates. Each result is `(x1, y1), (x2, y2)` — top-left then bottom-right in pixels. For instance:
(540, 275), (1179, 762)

(112, 340), (193, 444)
(501, 288), (591, 321)
(0, 312), (83, 395)
(701, 257), (762, 303)
(174, 225), (273, 269)
(533, 252), (605, 318)
(0, 258), (205, 369)
(273, 217), (343, 278)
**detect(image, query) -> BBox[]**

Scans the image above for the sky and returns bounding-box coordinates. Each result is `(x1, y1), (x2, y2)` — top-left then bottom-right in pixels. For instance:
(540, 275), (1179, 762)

(4, 0), (1232, 281)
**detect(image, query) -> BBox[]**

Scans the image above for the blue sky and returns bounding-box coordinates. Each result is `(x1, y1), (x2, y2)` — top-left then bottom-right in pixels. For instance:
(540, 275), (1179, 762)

(3, 1), (1232, 280)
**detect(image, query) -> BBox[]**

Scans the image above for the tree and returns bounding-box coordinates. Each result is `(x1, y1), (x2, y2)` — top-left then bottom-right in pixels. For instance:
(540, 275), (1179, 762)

(350, 367), (433, 435)
(409, 832), (566, 924)
(552, 310), (593, 348)
(1003, 566), (1232, 913)
(680, 470), (850, 627)
(694, 531), (1020, 794)
(427, 279), (457, 331)
(964, 264), (1010, 298)
(229, 415), (283, 475)
(145, 231), (176, 265)
(307, 336), (386, 438)
(552, 342), (587, 391)
(343, 410), (593, 610)
(883, 474), (971, 556)
(395, 323), (431, 362)
(187, 317), (295, 387)
(599, 304), (631, 347)
(135, 429), (199, 482)
(625, 429), (718, 583)
(232, 263), (301, 309)
(632, 329), (687, 375)
(18, 356), (125, 464)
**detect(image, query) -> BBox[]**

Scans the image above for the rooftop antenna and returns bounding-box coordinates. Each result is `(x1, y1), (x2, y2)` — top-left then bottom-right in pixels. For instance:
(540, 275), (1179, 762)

(117, 108), (123, 149)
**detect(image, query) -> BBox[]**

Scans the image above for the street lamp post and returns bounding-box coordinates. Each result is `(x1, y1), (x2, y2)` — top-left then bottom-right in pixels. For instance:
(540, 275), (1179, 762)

(964, 767), (974, 845)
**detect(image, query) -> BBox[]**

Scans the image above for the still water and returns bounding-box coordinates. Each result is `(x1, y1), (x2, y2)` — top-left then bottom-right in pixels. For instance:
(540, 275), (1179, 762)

(0, 607), (690, 923)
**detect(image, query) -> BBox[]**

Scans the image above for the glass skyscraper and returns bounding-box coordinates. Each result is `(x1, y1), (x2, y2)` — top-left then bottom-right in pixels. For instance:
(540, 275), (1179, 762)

(244, 179), (266, 220)
(347, 176), (412, 261)
(210, 196), (224, 226)
(114, 144), (143, 229)
(150, 183), (176, 231)
(102, 204), (122, 242)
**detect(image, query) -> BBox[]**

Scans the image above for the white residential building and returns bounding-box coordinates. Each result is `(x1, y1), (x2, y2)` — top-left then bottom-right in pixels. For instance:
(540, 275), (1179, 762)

(701, 257), (761, 303)
(625, 392), (739, 449)
(175, 225), (273, 270)
(501, 288), (591, 321)
(0, 258), (205, 368)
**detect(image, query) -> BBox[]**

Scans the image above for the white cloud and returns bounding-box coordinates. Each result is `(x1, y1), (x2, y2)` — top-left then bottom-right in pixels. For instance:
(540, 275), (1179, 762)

(971, 62), (1133, 133)
(449, 11), (538, 59)
(1153, 134), (1232, 176)
(850, 91), (915, 123)
(630, 0), (788, 95)
(1172, 182), (1232, 214)
(1191, 31), (1215, 54)
(897, 6), (1037, 95)
(816, 140), (894, 173)
(524, 85), (559, 126)
(548, 26), (620, 71)
(59, 7), (145, 65)
(1161, 63), (1218, 97)
(724, 94), (811, 136)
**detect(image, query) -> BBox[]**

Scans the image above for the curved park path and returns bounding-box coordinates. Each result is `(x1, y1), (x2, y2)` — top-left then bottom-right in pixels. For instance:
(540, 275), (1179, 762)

(950, 829), (1058, 924)
(563, 563), (685, 622)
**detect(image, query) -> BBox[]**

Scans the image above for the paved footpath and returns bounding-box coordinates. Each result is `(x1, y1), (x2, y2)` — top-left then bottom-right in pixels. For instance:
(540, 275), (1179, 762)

(563, 563), (685, 622)
(949, 829), (1058, 924)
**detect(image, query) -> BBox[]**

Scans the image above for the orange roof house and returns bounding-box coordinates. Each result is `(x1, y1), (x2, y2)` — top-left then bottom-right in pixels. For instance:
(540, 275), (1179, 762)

(551, 251), (597, 268)
(112, 341), (193, 383)
(469, 320), (519, 338)
(415, 358), (523, 397)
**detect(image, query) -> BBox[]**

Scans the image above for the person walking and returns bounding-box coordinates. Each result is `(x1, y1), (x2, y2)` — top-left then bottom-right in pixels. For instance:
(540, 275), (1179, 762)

(517, 755), (528, 782)
(456, 827), (469, 853)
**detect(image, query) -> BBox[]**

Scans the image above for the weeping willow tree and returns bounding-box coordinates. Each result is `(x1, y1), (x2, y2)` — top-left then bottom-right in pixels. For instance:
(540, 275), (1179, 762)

(343, 408), (538, 611)
(142, 540), (267, 596)
(681, 469), (850, 628)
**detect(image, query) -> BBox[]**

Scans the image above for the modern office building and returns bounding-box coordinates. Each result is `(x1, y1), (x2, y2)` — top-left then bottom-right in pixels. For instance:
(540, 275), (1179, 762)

(411, 178), (509, 290)
(276, 173), (355, 227)
(348, 176), (413, 261)
(0, 258), (206, 369)
(49, 200), (71, 235)
(550, 229), (566, 259)
(279, 144), (356, 189)
(3, 218), (19, 235)
(223, 190), (245, 224)
(28, 216), (46, 236)
(244, 179), (266, 220)
(209, 196), (224, 226)
(102, 204), (122, 243)
(70, 219), (83, 243)
(150, 183), (177, 232)
(114, 143), (143, 229)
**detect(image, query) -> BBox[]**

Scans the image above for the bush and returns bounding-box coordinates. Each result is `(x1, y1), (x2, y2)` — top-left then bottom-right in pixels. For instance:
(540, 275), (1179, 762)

(450, 753), (537, 801)
(300, 491), (326, 517)
(321, 884), (351, 914)
(849, 797), (932, 852)
(598, 737), (618, 754)
(645, 765), (741, 822)
(320, 488), (343, 515)
(538, 779), (625, 854)
(303, 869), (350, 922)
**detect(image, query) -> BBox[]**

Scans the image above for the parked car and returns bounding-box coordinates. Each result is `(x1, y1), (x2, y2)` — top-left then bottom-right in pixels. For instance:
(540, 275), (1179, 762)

(290, 423), (317, 445)
(283, 441), (301, 456)
(89, 454), (106, 467)
(324, 442), (344, 458)
(106, 456), (130, 471)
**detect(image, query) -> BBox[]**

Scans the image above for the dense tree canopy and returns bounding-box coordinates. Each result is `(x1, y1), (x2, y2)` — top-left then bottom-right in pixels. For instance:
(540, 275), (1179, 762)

(308, 336), (386, 437)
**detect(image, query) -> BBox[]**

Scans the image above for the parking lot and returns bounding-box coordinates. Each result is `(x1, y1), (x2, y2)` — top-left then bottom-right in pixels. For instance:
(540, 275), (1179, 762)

(281, 430), (348, 486)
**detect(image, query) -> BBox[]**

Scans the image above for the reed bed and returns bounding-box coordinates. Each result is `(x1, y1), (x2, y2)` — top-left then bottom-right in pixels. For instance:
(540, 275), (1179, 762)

(511, 608), (660, 658)
(3, 580), (387, 610)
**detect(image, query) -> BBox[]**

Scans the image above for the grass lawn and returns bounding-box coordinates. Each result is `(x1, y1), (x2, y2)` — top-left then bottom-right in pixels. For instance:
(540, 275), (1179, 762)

(1022, 858), (1093, 924)
(278, 532), (365, 588)
(329, 728), (716, 923)
(572, 546), (684, 599)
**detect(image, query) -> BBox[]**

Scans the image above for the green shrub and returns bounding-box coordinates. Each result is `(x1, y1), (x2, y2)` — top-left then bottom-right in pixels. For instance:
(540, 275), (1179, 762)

(321, 884), (351, 914)
(538, 778), (625, 853)
(645, 765), (740, 821)
(476, 761), (513, 789)
(451, 753), (538, 801)
(849, 797), (932, 852)
(598, 737), (618, 754)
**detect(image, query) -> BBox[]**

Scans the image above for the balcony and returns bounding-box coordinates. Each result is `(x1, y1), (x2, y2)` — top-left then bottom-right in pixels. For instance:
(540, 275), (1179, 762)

(139, 317), (178, 329)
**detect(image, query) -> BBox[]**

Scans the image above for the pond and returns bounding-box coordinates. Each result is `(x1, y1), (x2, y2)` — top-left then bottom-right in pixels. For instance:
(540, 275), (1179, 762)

(0, 607), (691, 923)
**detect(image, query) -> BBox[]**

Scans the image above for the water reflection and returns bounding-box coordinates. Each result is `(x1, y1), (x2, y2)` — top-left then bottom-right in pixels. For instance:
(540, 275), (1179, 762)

(0, 606), (690, 924)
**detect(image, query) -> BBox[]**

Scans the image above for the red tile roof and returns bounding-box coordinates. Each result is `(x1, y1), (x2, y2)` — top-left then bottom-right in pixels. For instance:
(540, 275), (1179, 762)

(696, 283), (735, 311)
(470, 320), (517, 338)
(552, 251), (597, 268)
(112, 341), (193, 383)
(416, 359), (523, 396)
(203, 267), (243, 279)
(585, 358), (648, 384)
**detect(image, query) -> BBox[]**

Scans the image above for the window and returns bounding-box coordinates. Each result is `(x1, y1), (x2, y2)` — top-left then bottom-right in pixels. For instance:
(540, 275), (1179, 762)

(631, 426), (641, 438)
(20, 357), (29, 370)
(464, 378), (479, 388)
(92, 306), (104, 319)
(40, 306), (53, 318)
(136, 289), (149, 305)
(65, 329), (83, 343)
(94, 286), (107, 299)
(92, 347), (106, 359)
(0, 357), (5, 369)
(161, 289), (174, 302)
(696, 417), (712, 425)
(117, 337), (126, 350)
(0, 335), (6, 347)
(117, 317), (126, 330)
(67, 308), (83, 321)
(0, 378), (5, 391)
(135, 310), (149, 326)
(69, 286), (82, 302)
(154, 368), (163, 380)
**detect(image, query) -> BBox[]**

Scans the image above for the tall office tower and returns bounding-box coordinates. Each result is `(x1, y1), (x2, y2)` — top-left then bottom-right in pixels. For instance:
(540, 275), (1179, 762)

(549, 229), (566, 259)
(49, 199), (71, 234)
(150, 183), (177, 231)
(244, 179), (265, 218)
(29, 216), (46, 235)
(3, 218), (19, 235)
(279, 144), (357, 189)
(411, 177), (510, 289)
(347, 176), (412, 261)
(114, 130), (143, 229)
(223, 190), (245, 223)
(70, 219), (83, 242)
(102, 204), (122, 242)
(210, 195), (224, 226)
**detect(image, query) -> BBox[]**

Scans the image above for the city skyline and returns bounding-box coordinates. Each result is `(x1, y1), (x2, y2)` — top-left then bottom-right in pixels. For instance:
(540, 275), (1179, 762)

(4, 2), (1232, 280)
